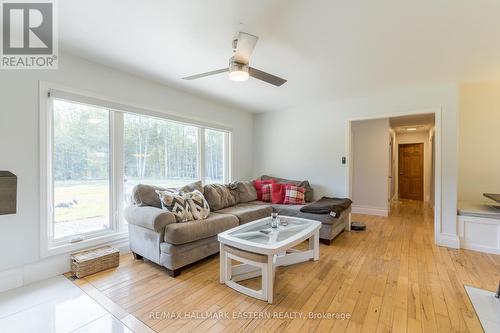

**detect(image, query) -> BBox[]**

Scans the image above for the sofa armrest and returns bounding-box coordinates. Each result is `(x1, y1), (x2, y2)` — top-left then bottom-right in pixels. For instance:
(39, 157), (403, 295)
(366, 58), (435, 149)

(124, 205), (176, 233)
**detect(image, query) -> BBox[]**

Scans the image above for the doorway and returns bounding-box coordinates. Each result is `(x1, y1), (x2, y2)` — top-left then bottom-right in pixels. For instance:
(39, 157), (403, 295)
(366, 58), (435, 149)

(398, 143), (424, 200)
(346, 109), (442, 245)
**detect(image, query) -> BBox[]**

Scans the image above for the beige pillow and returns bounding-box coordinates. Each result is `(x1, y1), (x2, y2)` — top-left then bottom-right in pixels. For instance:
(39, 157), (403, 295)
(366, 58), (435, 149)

(180, 180), (204, 194)
(132, 180), (204, 208)
(203, 184), (240, 211)
(236, 181), (258, 202)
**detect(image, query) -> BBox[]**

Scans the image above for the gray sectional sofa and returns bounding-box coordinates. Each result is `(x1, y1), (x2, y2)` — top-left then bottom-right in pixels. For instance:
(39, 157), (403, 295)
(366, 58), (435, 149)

(125, 176), (351, 276)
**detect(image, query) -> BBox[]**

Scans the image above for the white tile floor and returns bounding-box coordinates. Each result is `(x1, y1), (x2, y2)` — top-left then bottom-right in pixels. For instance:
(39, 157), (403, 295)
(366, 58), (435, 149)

(0, 275), (133, 332)
(465, 285), (500, 333)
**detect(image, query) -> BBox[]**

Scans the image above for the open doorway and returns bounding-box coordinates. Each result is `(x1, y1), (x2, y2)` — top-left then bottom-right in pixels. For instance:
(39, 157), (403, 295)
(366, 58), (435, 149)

(390, 113), (436, 205)
(347, 110), (440, 241)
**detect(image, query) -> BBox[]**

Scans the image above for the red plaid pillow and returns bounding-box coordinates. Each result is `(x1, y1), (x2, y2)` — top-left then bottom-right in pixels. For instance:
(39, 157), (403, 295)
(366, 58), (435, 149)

(253, 179), (275, 201)
(283, 185), (306, 205)
(271, 183), (294, 204)
(261, 183), (272, 202)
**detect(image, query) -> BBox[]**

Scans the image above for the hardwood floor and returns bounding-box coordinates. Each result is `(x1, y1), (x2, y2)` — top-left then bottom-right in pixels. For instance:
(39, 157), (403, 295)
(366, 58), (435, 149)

(70, 200), (500, 332)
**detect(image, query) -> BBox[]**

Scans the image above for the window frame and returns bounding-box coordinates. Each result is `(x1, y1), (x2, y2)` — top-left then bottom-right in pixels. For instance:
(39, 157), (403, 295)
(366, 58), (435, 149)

(50, 99), (117, 244)
(202, 127), (231, 184)
(39, 82), (233, 257)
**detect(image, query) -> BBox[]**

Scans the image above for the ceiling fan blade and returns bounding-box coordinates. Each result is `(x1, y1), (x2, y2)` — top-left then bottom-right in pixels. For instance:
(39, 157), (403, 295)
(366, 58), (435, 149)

(249, 67), (287, 86)
(233, 32), (258, 64)
(182, 68), (228, 80)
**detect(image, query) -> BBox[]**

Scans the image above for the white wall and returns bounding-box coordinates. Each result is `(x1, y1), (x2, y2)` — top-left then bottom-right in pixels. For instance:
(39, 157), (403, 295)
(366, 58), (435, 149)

(351, 119), (390, 215)
(459, 82), (500, 203)
(254, 83), (459, 246)
(395, 130), (433, 202)
(0, 53), (254, 289)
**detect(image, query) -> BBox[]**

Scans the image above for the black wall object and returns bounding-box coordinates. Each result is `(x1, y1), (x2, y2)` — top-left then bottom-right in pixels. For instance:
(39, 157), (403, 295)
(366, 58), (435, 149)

(0, 171), (17, 215)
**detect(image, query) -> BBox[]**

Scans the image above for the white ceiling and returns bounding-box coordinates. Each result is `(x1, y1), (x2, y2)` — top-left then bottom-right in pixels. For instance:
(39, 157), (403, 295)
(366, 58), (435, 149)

(390, 113), (435, 133)
(60, 0), (500, 113)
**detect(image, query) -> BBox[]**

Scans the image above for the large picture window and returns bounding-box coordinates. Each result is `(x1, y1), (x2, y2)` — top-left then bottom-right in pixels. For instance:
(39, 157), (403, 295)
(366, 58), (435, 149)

(123, 113), (199, 203)
(52, 100), (111, 240)
(204, 128), (226, 184)
(42, 87), (231, 254)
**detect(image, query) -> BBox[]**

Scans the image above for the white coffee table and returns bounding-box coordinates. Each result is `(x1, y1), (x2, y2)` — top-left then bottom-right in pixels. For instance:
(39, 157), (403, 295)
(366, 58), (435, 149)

(217, 216), (321, 303)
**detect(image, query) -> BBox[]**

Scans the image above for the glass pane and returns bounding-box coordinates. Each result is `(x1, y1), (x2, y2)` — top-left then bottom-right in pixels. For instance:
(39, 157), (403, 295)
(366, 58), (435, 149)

(52, 100), (110, 239)
(123, 114), (199, 204)
(204, 129), (225, 184)
(228, 218), (313, 245)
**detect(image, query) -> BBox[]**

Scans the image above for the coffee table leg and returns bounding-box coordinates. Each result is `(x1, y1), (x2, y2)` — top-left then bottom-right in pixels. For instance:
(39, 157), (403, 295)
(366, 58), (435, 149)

(219, 244), (226, 284)
(266, 255), (274, 304)
(309, 230), (320, 261)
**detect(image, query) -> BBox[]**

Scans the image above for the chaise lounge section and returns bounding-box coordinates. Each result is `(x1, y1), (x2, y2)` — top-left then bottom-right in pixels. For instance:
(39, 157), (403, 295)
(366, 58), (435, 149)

(125, 176), (351, 276)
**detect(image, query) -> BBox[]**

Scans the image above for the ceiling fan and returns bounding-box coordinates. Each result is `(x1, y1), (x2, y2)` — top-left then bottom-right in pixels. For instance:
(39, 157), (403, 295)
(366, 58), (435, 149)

(182, 32), (287, 87)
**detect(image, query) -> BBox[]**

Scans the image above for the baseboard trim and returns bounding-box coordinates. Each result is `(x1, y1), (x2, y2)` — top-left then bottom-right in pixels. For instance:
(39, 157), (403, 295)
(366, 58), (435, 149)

(0, 267), (24, 293)
(436, 233), (460, 249)
(0, 239), (129, 293)
(457, 214), (500, 255)
(460, 241), (500, 255)
(351, 205), (388, 217)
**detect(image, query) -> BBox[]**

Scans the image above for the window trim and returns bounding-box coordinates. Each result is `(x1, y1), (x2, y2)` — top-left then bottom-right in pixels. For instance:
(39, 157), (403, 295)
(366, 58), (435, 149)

(47, 87), (233, 132)
(46, 98), (116, 248)
(203, 128), (231, 184)
(39, 81), (233, 257)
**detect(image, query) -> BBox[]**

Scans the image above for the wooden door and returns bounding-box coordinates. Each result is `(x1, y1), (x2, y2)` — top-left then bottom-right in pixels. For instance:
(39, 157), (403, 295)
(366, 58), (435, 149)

(398, 143), (424, 200)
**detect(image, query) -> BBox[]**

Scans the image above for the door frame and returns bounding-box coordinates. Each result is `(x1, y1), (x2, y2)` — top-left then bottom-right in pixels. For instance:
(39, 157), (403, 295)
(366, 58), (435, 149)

(346, 108), (442, 246)
(398, 143), (424, 201)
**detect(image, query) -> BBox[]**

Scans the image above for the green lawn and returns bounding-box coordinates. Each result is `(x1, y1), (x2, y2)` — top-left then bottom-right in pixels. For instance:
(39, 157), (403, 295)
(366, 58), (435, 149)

(54, 178), (198, 222)
(54, 180), (109, 222)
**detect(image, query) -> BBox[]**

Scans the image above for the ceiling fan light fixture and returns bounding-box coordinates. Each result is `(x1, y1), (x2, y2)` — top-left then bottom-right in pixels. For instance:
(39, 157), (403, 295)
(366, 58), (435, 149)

(229, 70), (249, 82)
(228, 59), (249, 82)
(182, 33), (286, 86)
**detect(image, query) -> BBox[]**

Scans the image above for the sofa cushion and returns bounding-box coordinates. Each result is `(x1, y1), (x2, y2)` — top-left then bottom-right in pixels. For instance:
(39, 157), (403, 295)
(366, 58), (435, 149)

(203, 183), (240, 211)
(236, 181), (258, 203)
(160, 236), (217, 255)
(272, 204), (341, 224)
(216, 202), (273, 224)
(132, 181), (203, 208)
(180, 181), (204, 194)
(164, 212), (238, 245)
(260, 175), (313, 202)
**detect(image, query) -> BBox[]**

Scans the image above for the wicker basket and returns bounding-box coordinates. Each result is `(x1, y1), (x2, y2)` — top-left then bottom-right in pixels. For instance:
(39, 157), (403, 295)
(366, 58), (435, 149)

(71, 246), (119, 278)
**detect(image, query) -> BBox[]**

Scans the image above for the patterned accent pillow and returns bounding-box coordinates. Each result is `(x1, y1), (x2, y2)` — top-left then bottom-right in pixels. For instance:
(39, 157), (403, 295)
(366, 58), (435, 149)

(283, 185), (306, 205)
(156, 190), (194, 222)
(261, 183), (272, 202)
(271, 183), (294, 204)
(184, 190), (210, 220)
(253, 179), (276, 201)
